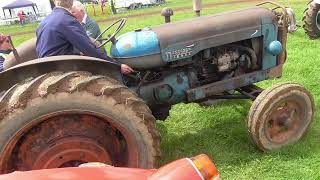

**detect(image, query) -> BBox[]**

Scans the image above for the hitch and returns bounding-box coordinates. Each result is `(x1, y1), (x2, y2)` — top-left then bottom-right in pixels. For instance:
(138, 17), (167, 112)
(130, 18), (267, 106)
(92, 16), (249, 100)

(161, 8), (174, 23)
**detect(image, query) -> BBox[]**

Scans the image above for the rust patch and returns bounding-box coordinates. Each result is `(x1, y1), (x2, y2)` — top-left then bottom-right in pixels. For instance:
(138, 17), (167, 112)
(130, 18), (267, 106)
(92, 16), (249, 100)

(0, 113), (132, 174)
(267, 65), (283, 79)
(176, 74), (183, 84)
(123, 43), (132, 49)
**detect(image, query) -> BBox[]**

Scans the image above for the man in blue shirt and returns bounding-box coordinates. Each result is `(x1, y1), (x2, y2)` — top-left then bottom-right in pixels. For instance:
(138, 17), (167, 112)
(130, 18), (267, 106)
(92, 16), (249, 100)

(36, 0), (133, 74)
(0, 34), (13, 72)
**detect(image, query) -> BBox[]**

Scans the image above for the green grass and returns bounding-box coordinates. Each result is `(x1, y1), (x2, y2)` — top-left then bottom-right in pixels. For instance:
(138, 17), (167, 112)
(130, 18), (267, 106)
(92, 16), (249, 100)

(3, 0), (320, 179)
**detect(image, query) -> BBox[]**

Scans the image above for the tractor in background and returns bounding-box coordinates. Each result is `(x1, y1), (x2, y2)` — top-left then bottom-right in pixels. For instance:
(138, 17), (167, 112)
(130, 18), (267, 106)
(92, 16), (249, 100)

(0, 1), (314, 174)
(303, 0), (320, 38)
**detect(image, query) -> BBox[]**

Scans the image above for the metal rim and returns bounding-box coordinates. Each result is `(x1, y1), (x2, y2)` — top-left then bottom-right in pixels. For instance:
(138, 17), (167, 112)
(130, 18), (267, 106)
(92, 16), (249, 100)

(316, 11), (320, 30)
(0, 110), (140, 173)
(264, 98), (304, 144)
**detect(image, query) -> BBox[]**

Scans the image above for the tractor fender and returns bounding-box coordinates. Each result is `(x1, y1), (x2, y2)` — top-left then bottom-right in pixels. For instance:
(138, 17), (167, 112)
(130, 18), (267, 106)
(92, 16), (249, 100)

(0, 55), (122, 93)
(4, 38), (37, 69)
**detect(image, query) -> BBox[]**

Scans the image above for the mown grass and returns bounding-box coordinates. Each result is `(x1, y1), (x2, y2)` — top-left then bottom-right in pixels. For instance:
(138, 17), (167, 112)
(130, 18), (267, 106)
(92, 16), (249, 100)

(0, 0), (227, 35)
(2, 0), (320, 179)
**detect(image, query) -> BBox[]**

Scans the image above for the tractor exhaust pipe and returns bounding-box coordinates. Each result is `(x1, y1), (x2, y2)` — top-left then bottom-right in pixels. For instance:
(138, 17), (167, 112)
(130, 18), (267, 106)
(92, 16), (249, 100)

(161, 8), (173, 23)
(193, 0), (202, 16)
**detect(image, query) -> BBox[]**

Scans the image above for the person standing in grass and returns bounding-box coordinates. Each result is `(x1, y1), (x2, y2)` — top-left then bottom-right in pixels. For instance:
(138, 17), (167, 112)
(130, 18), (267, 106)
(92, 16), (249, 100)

(0, 34), (13, 72)
(17, 11), (26, 26)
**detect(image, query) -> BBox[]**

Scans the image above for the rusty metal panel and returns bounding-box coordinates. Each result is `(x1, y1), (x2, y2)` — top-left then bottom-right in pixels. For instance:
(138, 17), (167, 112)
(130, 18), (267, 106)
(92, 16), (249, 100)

(152, 7), (277, 62)
(0, 56), (122, 93)
(4, 38), (37, 70)
(186, 65), (283, 102)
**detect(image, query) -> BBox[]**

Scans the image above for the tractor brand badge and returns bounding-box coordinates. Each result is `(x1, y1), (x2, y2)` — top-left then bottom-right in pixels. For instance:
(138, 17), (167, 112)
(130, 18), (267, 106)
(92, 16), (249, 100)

(165, 45), (194, 61)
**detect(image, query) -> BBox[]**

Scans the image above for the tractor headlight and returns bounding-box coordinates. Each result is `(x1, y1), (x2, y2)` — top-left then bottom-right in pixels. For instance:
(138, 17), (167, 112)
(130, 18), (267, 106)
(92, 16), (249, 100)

(266, 40), (283, 55)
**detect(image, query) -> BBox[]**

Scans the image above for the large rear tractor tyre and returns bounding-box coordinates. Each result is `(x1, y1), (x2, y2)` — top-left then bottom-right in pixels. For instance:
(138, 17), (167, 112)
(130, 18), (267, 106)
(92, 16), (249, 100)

(0, 71), (161, 174)
(248, 83), (314, 152)
(303, 1), (320, 39)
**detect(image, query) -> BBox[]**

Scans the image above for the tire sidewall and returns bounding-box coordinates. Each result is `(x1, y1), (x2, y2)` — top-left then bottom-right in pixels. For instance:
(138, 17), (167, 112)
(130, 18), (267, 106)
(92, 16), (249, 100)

(304, 2), (320, 38)
(0, 92), (152, 168)
(249, 84), (314, 151)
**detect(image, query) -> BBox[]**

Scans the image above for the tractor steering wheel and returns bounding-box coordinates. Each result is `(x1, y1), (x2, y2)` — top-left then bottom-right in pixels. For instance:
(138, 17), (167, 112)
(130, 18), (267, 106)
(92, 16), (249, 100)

(94, 18), (127, 48)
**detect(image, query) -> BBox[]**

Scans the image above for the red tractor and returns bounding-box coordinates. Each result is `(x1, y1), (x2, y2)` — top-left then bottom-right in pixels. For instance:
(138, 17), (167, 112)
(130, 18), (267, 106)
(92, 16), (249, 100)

(0, 154), (219, 180)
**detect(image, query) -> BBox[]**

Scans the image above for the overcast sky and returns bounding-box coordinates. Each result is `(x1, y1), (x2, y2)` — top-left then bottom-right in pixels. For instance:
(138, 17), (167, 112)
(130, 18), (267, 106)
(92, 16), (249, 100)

(0, 0), (52, 18)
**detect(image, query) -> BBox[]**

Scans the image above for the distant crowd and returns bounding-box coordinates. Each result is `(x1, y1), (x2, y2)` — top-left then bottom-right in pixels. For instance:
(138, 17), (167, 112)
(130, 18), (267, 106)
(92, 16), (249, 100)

(16, 10), (38, 26)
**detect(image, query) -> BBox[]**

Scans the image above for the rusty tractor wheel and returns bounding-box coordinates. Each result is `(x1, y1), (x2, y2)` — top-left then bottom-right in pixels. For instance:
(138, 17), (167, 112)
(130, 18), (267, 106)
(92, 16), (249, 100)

(0, 71), (160, 174)
(248, 83), (314, 152)
(303, 1), (320, 39)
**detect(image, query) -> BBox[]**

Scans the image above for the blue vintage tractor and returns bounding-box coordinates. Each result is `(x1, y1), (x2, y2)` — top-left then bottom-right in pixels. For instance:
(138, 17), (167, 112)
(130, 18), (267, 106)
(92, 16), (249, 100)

(0, 2), (314, 174)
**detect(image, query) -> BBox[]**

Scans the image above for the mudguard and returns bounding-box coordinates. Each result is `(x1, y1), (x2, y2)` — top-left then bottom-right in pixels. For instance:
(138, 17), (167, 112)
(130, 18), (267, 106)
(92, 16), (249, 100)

(4, 38), (37, 70)
(0, 56), (122, 93)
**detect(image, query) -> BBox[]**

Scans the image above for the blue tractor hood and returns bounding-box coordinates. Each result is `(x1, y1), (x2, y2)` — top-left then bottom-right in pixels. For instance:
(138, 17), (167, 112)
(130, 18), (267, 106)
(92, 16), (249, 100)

(110, 29), (161, 58)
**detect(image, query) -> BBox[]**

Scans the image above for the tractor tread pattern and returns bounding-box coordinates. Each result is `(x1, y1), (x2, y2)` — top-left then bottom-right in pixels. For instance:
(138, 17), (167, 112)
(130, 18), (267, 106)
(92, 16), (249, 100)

(248, 83), (314, 151)
(303, 1), (320, 39)
(0, 71), (161, 167)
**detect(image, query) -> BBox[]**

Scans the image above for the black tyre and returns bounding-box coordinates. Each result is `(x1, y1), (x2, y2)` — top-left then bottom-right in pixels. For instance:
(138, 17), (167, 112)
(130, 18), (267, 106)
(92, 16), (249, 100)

(0, 71), (160, 174)
(248, 83), (314, 152)
(303, 1), (320, 39)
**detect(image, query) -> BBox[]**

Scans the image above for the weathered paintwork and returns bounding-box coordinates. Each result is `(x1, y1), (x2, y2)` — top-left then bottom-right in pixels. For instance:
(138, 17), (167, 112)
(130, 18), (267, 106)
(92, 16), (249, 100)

(138, 71), (190, 106)
(4, 38), (37, 69)
(187, 65), (283, 102)
(0, 3), (291, 172)
(0, 154), (219, 180)
(261, 21), (278, 70)
(0, 56), (122, 93)
(266, 41), (283, 56)
(110, 30), (160, 58)
(1, 6), (285, 108)
(152, 7), (277, 62)
(113, 7), (280, 70)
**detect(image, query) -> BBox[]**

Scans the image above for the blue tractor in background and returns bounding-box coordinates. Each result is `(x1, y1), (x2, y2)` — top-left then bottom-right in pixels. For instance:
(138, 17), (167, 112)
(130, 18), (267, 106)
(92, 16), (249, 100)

(0, 2), (315, 174)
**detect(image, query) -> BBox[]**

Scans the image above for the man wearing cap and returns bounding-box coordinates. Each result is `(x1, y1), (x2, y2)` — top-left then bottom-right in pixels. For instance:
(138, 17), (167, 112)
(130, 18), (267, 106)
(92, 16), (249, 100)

(0, 34), (13, 72)
(36, 0), (133, 74)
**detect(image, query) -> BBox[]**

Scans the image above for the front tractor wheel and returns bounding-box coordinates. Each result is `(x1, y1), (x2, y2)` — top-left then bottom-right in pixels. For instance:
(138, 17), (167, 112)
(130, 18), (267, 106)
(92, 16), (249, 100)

(248, 83), (314, 152)
(0, 71), (160, 174)
(303, 1), (320, 39)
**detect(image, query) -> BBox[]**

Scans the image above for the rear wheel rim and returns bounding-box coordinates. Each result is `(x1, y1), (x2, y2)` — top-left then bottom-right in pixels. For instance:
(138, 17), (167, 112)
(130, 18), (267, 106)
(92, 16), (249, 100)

(0, 110), (140, 173)
(316, 11), (320, 30)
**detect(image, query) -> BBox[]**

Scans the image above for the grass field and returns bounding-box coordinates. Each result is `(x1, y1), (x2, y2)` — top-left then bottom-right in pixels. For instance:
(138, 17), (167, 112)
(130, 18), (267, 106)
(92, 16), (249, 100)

(2, 0), (320, 179)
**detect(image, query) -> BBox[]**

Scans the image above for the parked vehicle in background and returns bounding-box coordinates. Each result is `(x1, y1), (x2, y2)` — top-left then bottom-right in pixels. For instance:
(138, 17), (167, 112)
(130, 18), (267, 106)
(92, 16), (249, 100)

(111, 0), (165, 10)
(80, 0), (99, 4)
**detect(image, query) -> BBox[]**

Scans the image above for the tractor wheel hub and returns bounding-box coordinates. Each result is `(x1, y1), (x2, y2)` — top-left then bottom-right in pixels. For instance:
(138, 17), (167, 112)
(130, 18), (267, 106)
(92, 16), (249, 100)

(33, 137), (112, 169)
